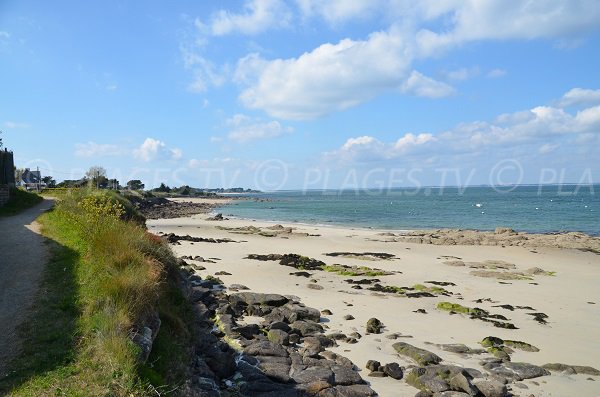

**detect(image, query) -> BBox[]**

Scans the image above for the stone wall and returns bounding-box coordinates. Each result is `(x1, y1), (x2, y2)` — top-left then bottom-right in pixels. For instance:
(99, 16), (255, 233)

(0, 185), (9, 206)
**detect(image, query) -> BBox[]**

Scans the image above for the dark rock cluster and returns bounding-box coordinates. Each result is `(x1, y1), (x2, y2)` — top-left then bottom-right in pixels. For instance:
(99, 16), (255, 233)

(176, 269), (376, 396)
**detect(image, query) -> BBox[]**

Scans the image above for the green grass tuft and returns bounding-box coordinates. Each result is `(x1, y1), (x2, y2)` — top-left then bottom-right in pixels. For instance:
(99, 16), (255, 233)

(1, 190), (192, 396)
(0, 188), (43, 217)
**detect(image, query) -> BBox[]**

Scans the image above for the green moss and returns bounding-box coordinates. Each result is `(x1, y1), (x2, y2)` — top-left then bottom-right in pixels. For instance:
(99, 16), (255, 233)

(504, 340), (539, 352)
(487, 347), (511, 360)
(405, 370), (429, 392)
(437, 301), (485, 315)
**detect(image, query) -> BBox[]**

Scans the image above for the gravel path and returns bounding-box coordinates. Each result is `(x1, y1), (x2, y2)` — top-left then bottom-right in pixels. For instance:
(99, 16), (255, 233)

(0, 199), (54, 377)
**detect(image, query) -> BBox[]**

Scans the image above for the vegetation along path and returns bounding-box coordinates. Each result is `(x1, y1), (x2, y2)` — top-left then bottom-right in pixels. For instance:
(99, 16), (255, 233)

(0, 199), (54, 377)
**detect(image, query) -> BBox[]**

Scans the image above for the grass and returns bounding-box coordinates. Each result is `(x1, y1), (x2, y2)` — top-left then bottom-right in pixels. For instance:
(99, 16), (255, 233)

(0, 188), (43, 216)
(0, 189), (193, 396)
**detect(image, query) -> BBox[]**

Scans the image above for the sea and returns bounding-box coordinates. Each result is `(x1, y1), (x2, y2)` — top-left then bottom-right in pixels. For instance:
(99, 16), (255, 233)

(217, 185), (600, 236)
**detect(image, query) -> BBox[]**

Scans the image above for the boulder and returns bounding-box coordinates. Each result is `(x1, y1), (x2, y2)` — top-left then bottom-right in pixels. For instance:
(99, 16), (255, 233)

(291, 320), (324, 336)
(473, 379), (508, 397)
(482, 361), (550, 381)
(244, 341), (289, 357)
(268, 329), (290, 346)
(383, 362), (403, 380)
(230, 292), (289, 307)
(366, 318), (383, 334)
(393, 342), (442, 366)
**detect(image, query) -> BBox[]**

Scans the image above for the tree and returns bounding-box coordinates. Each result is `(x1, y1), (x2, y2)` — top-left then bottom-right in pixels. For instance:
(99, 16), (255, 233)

(127, 179), (145, 190)
(85, 166), (107, 179)
(42, 176), (56, 188)
(107, 179), (120, 190)
(154, 182), (171, 193)
(0, 129), (3, 149)
(15, 168), (25, 185)
(85, 166), (107, 189)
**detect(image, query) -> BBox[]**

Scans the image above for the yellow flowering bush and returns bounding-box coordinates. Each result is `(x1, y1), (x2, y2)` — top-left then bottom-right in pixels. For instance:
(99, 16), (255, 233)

(78, 194), (126, 220)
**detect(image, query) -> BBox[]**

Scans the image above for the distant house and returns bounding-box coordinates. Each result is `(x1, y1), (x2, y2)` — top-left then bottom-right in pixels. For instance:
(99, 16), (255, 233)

(20, 168), (42, 190)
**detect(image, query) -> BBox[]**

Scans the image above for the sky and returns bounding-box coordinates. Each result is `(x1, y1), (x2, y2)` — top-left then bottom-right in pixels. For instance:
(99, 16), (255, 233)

(1, 0), (600, 190)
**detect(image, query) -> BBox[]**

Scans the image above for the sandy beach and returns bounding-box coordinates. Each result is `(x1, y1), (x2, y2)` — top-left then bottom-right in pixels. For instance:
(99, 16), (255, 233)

(148, 200), (600, 397)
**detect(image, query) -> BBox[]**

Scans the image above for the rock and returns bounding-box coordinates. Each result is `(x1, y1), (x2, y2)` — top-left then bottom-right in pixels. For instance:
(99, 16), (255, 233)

(234, 324), (261, 339)
(393, 342), (442, 366)
(366, 360), (381, 372)
(290, 271), (312, 277)
(321, 309), (333, 315)
(332, 365), (365, 385)
(270, 321), (292, 332)
(368, 371), (386, 377)
(291, 320), (324, 336)
(207, 213), (224, 221)
(308, 283), (325, 290)
(256, 355), (292, 383)
(433, 392), (471, 397)
(473, 379), (508, 397)
(289, 334), (301, 344)
(280, 254), (326, 271)
(343, 314), (355, 320)
(268, 329), (290, 346)
(482, 361), (550, 381)
(383, 362), (403, 380)
(244, 341), (289, 357)
(405, 365), (479, 395)
(291, 366), (335, 384)
(317, 384), (377, 396)
(366, 318), (383, 334)
(230, 292), (289, 308)
(246, 253), (284, 261)
(542, 363), (600, 376)
(228, 284), (249, 291)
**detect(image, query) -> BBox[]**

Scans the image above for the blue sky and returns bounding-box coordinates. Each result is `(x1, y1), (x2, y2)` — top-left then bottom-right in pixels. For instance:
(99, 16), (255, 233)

(1, 0), (600, 189)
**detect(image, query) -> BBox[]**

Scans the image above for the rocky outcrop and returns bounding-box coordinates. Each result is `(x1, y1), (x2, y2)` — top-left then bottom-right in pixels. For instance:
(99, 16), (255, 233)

(175, 266), (375, 396)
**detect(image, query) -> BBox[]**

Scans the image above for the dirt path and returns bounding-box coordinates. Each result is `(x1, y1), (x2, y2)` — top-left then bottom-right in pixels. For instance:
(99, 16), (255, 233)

(0, 199), (54, 377)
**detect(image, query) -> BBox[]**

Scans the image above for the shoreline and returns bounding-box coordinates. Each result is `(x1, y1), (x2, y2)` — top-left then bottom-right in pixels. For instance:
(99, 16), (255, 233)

(148, 207), (600, 396)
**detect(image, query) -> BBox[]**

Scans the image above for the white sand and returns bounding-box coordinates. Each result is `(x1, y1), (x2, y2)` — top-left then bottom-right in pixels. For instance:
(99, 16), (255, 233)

(148, 214), (600, 397)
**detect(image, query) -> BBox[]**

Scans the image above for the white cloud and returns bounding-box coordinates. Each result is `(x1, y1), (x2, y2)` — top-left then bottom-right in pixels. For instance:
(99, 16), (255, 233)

(3, 121), (30, 129)
(415, 1), (600, 56)
(295, 0), (381, 23)
(105, 84), (118, 91)
(207, 0), (291, 36)
(75, 142), (125, 158)
(394, 133), (435, 151)
(0, 31), (10, 39)
(226, 114), (293, 143)
(326, 88), (600, 164)
(235, 27), (456, 120)
(181, 45), (228, 93)
(133, 138), (183, 162)
(558, 88), (600, 107)
(401, 71), (455, 98)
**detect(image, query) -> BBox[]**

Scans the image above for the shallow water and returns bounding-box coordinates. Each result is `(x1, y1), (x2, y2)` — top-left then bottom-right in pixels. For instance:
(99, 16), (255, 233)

(218, 185), (600, 235)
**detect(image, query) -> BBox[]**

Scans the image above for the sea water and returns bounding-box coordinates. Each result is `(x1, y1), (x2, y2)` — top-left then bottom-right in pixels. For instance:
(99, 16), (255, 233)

(217, 185), (600, 235)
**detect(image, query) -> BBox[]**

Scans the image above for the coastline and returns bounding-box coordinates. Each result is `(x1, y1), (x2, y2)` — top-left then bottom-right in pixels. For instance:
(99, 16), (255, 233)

(148, 200), (600, 396)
